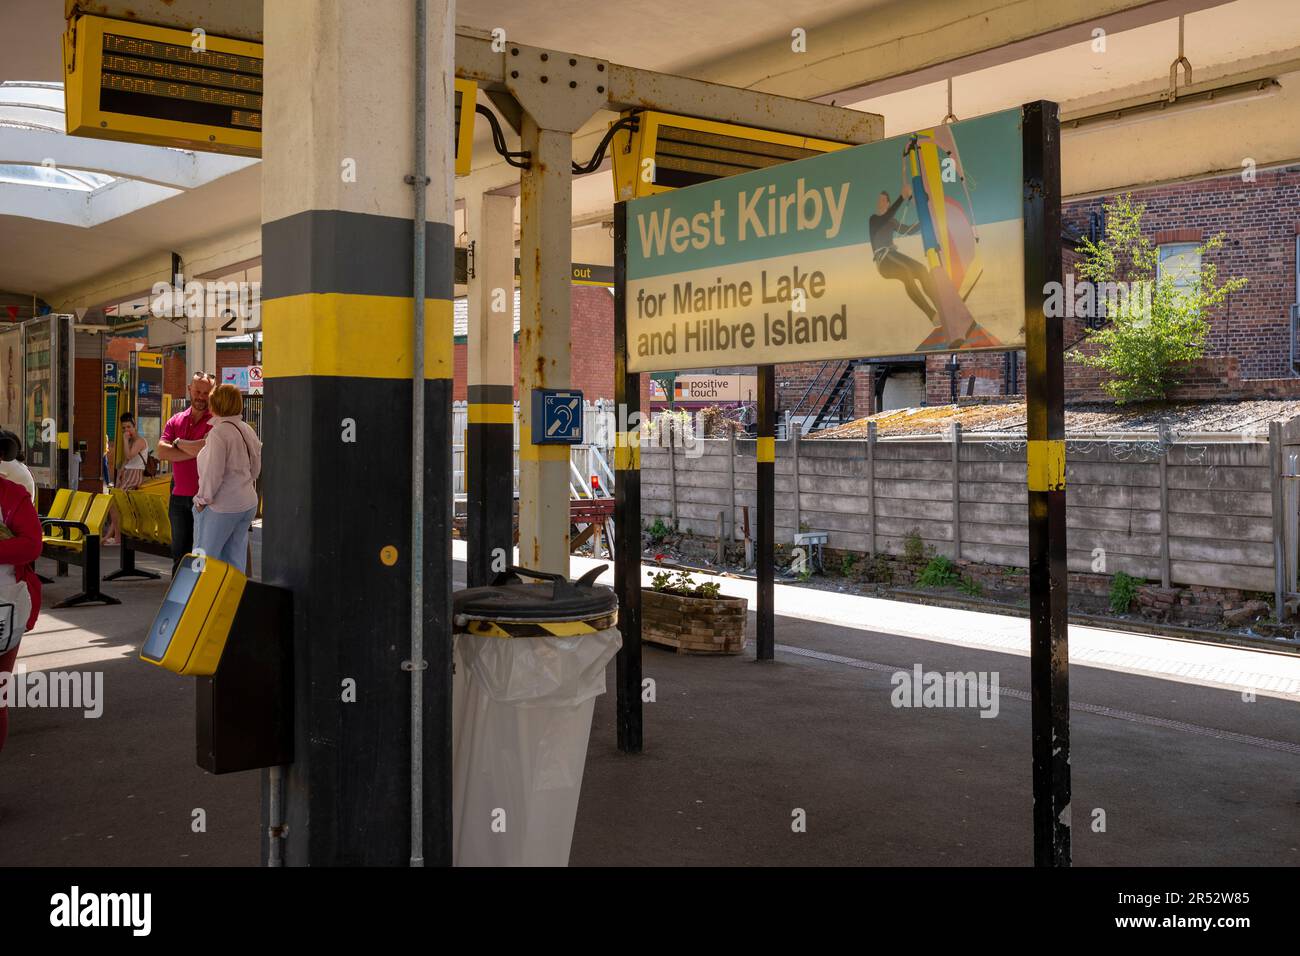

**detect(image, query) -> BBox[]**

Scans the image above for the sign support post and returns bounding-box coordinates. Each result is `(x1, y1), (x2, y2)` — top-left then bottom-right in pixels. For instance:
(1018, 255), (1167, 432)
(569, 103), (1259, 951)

(1022, 100), (1071, 867)
(756, 365), (775, 661)
(612, 202), (643, 753)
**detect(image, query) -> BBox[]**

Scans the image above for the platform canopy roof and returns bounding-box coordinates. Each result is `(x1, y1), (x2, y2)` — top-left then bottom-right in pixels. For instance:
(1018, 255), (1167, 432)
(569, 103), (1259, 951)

(0, 0), (1297, 312)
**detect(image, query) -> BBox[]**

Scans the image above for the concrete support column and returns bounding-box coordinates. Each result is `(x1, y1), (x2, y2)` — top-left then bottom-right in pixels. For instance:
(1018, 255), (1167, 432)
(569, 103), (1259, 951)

(517, 119), (573, 573)
(465, 190), (517, 586)
(261, 0), (455, 865)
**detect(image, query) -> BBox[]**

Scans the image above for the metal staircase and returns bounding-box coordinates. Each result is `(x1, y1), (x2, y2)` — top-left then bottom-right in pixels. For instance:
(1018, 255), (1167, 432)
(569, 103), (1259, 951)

(786, 359), (864, 435)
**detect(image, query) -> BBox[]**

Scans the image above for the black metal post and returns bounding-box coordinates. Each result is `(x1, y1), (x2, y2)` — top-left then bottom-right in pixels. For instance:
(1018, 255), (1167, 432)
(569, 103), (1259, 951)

(756, 364), (775, 661)
(612, 202), (643, 753)
(1022, 99), (1070, 867)
(465, 386), (514, 587)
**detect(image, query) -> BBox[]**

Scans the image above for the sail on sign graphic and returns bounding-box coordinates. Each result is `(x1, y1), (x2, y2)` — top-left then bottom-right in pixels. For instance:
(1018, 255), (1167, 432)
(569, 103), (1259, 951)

(623, 107), (1027, 373)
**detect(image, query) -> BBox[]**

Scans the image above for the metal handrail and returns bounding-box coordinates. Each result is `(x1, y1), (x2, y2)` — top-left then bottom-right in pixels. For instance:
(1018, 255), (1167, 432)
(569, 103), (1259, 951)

(805, 360), (857, 433)
(785, 359), (837, 423)
(816, 381), (855, 429)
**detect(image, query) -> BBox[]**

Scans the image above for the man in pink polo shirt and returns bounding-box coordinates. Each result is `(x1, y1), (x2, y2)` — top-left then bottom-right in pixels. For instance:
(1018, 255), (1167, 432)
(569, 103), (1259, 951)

(155, 372), (214, 574)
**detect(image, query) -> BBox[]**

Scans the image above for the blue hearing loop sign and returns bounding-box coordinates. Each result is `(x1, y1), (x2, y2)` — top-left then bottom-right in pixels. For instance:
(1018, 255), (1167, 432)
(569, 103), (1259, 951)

(531, 389), (584, 444)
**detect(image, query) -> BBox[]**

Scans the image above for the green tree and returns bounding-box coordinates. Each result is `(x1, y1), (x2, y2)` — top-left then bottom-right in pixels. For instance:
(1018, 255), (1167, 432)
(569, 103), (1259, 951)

(1068, 195), (1246, 402)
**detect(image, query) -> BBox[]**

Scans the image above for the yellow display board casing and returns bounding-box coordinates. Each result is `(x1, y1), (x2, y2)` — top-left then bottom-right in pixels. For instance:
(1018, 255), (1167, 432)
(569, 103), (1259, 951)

(611, 111), (850, 201)
(63, 14), (262, 157)
(140, 554), (247, 677)
(454, 78), (477, 177)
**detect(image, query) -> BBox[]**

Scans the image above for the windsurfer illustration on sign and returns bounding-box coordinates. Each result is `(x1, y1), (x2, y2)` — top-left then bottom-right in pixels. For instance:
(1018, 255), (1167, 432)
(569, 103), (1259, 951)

(870, 185), (942, 322)
(873, 123), (999, 351)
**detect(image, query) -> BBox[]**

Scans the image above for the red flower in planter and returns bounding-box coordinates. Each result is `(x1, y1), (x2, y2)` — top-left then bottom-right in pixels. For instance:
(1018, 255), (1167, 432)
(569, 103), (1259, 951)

(655, 553), (666, 563)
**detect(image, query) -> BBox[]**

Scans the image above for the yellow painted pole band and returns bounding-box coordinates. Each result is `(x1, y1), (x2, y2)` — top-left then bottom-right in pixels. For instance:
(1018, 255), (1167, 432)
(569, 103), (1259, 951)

(464, 613), (617, 638)
(614, 430), (641, 470)
(514, 444), (566, 463)
(757, 436), (775, 463)
(614, 443), (641, 471)
(467, 402), (513, 424)
(1027, 439), (1066, 492)
(262, 293), (453, 379)
(517, 419), (572, 462)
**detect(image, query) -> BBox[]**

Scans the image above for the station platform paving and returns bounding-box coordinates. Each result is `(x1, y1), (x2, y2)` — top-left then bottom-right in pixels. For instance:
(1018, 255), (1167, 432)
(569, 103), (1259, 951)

(0, 535), (1295, 866)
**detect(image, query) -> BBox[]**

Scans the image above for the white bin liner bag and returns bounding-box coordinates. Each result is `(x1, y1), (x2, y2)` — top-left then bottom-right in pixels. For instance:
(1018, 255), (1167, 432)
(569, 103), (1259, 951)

(452, 626), (622, 866)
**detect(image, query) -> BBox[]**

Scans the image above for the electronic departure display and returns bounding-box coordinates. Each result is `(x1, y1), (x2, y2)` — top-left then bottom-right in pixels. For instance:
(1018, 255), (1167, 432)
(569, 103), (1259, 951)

(100, 33), (262, 131)
(64, 14), (263, 157)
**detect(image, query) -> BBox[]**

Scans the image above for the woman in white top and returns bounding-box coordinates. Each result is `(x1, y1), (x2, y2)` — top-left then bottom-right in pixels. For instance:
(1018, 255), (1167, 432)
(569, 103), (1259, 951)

(193, 383), (262, 573)
(0, 429), (35, 502)
(115, 414), (149, 492)
(103, 414), (149, 545)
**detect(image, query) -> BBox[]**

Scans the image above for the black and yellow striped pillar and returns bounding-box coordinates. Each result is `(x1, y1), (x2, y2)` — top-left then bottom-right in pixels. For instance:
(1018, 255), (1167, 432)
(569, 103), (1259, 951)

(612, 202), (642, 753)
(756, 365), (775, 661)
(465, 192), (517, 587)
(1022, 100), (1070, 868)
(261, 1), (454, 866)
(465, 383), (514, 585)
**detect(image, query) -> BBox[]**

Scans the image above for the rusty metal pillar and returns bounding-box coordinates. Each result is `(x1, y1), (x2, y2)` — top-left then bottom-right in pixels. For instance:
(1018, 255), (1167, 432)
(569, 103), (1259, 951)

(508, 49), (607, 574)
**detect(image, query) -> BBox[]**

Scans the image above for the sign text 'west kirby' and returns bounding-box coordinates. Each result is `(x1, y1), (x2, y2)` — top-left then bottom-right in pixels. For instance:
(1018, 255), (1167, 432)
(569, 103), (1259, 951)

(635, 178), (850, 255)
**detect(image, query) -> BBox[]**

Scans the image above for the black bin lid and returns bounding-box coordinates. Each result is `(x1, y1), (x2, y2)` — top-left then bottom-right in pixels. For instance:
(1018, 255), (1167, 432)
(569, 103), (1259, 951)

(454, 566), (616, 623)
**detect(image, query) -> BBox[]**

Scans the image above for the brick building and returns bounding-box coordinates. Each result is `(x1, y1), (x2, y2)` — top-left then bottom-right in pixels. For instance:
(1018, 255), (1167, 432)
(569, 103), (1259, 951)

(452, 285), (622, 402)
(941, 167), (1300, 407)
(774, 165), (1300, 425)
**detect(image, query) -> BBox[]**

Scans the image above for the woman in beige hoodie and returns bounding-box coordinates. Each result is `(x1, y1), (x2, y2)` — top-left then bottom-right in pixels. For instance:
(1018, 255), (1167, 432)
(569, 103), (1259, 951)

(193, 383), (262, 573)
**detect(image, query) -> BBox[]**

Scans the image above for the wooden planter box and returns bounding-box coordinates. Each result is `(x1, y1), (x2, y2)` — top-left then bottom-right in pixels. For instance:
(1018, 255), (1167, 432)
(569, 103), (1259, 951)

(642, 589), (748, 655)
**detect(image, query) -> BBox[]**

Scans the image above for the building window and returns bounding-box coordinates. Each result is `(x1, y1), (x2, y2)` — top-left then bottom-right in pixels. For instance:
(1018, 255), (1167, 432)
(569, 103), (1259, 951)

(1294, 234), (1299, 304)
(1157, 241), (1201, 297)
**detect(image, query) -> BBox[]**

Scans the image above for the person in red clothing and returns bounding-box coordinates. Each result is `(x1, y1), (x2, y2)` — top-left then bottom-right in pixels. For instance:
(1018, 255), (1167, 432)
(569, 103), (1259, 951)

(156, 373), (214, 575)
(0, 473), (43, 754)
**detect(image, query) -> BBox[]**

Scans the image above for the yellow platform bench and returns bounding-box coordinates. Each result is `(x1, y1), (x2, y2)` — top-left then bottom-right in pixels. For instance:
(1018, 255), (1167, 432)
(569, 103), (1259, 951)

(40, 489), (121, 608)
(106, 487), (173, 583)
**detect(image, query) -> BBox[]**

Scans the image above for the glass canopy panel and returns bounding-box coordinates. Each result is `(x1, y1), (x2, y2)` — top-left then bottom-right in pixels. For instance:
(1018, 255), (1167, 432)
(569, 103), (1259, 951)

(0, 104), (64, 132)
(0, 163), (100, 190)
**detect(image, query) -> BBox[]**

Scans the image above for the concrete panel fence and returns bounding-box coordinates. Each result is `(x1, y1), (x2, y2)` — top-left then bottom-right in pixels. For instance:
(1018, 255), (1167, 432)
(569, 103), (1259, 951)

(640, 428), (1295, 596)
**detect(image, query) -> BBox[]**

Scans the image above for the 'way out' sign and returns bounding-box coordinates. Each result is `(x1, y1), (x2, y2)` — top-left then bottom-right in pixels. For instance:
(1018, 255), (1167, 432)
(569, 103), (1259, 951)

(623, 108), (1028, 373)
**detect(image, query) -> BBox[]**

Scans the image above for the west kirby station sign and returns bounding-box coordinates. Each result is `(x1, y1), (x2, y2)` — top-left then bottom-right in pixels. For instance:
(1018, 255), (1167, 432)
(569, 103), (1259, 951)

(624, 108), (1029, 373)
